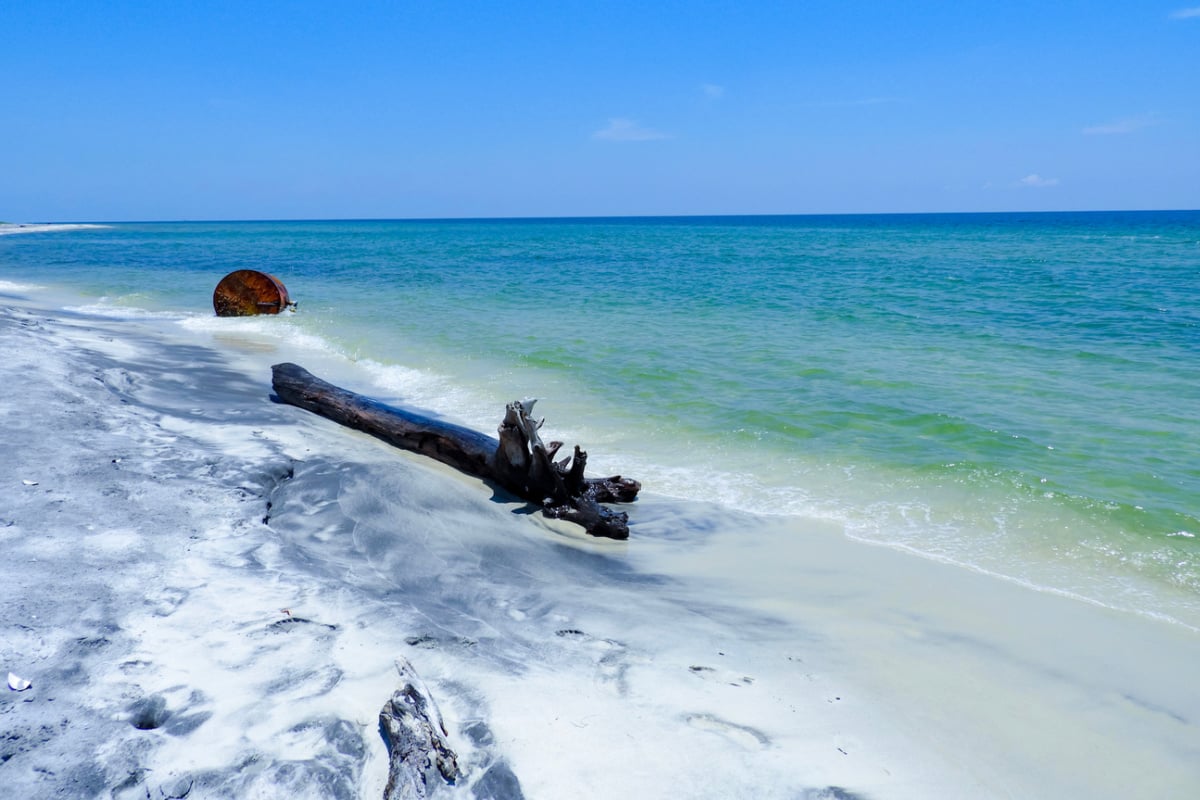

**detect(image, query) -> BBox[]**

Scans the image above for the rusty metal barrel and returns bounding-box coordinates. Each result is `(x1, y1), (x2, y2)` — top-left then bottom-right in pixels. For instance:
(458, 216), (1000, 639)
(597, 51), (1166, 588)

(212, 270), (292, 316)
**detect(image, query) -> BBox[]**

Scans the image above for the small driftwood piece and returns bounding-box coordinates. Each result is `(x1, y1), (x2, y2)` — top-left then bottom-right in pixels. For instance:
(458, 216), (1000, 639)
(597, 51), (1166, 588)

(380, 658), (460, 800)
(271, 363), (640, 538)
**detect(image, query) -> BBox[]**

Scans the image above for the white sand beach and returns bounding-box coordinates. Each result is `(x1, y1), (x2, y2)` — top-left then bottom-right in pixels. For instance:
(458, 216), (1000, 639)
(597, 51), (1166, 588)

(2, 291), (1198, 799)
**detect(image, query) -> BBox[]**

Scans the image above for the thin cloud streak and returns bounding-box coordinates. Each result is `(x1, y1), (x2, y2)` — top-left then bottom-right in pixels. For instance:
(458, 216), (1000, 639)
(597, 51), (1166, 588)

(1083, 115), (1159, 135)
(701, 83), (725, 99)
(1169, 6), (1200, 18)
(1017, 173), (1060, 188)
(592, 118), (671, 142)
(798, 96), (906, 109)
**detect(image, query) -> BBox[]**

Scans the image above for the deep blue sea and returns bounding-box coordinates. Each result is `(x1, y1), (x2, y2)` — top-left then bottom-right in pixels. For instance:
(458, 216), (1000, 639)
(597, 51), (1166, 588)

(3, 212), (1198, 626)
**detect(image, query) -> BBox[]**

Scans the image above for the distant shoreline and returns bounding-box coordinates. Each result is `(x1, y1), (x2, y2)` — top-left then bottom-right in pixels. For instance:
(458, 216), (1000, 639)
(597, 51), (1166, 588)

(0, 222), (109, 236)
(3, 210), (1199, 227)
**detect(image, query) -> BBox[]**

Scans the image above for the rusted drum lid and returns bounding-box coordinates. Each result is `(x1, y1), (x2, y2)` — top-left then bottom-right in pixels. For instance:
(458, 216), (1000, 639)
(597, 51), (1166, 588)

(212, 270), (291, 316)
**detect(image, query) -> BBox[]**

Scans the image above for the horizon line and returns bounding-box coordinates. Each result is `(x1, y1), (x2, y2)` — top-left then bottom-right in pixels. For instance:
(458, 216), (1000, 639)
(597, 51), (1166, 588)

(12, 207), (1200, 225)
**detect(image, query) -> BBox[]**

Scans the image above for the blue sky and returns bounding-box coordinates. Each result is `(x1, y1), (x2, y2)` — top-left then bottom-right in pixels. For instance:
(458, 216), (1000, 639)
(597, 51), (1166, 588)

(2, 1), (1197, 220)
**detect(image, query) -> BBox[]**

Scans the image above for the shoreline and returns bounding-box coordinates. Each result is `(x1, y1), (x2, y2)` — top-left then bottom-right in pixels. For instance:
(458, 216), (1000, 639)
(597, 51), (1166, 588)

(2, 210), (1197, 225)
(1, 293), (1198, 798)
(0, 223), (109, 236)
(3, 215), (1197, 639)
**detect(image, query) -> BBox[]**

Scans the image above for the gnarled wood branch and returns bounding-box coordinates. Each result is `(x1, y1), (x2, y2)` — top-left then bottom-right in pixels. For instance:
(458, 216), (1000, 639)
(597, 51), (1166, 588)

(380, 658), (460, 800)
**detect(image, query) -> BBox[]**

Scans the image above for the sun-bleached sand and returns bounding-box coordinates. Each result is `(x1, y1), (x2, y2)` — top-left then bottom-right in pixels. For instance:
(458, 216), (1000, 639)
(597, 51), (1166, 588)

(2, 290), (1198, 799)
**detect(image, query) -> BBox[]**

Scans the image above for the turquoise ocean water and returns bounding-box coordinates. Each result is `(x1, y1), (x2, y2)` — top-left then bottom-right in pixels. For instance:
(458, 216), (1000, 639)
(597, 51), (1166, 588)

(3, 212), (1198, 627)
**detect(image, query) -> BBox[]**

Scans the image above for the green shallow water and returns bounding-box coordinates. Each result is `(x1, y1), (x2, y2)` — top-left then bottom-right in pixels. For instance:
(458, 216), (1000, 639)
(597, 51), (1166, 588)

(3, 212), (1198, 625)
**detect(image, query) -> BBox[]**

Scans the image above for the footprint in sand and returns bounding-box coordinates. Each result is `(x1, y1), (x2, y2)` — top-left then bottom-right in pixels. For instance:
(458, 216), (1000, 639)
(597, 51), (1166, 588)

(687, 664), (755, 687)
(555, 628), (634, 695)
(683, 713), (770, 750)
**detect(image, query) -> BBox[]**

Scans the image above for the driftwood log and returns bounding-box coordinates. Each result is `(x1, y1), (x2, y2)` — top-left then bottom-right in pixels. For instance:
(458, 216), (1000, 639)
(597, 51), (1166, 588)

(271, 363), (641, 539)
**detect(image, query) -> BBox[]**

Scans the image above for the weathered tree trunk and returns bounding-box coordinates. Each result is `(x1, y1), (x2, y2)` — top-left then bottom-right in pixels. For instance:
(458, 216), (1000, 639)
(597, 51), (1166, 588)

(271, 362), (640, 539)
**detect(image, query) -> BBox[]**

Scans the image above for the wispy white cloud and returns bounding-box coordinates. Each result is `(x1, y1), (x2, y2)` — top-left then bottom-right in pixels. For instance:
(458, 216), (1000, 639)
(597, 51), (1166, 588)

(800, 96), (905, 108)
(1016, 173), (1060, 188)
(1083, 115), (1159, 135)
(592, 118), (671, 142)
(701, 83), (725, 99)
(1169, 6), (1200, 18)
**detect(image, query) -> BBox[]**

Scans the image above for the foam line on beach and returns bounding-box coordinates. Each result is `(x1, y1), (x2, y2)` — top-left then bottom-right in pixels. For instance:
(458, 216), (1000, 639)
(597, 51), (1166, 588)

(0, 279), (43, 294)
